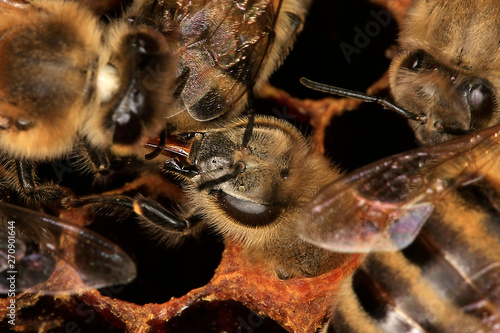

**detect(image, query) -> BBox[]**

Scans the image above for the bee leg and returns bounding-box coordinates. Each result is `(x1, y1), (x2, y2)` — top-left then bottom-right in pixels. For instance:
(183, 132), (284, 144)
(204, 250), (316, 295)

(241, 112), (255, 148)
(133, 195), (190, 231)
(16, 158), (36, 193)
(173, 67), (190, 99)
(15, 159), (65, 206)
(144, 68), (191, 161)
(241, 85), (256, 147)
(83, 139), (111, 177)
(162, 158), (197, 175)
(67, 194), (190, 232)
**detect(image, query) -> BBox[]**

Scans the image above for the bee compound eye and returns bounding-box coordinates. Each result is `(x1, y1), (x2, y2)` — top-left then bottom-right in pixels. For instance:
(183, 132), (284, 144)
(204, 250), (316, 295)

(214, 190), (282, 228)
(469, 82), (495, 116)
(112, 112), (142, 145)
(457, 78), (496, 128)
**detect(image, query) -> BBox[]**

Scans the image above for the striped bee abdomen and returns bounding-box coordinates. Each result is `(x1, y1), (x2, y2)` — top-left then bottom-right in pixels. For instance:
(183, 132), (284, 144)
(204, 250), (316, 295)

(326, 182), (500, 332)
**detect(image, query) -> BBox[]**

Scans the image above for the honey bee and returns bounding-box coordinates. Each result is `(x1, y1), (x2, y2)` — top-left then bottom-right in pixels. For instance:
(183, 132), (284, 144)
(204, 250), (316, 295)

(75, 116), (350, 279)
(0, 0), (175, 159)
(296, 124), (500, 331)
(0, 0), (311, 203)
(0, 0), (176, 201)
(125, 0), (313, 163)
(171, 116), (352, 279)
(126, 0), (312, 133)
(301, 0), (500, 147)
(389, 0), (500, 145)
(0, 202), (136, 294)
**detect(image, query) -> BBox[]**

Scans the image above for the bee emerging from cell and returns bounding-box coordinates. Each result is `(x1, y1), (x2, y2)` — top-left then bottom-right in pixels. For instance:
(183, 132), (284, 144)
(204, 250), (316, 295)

(71, 116), (351, 279)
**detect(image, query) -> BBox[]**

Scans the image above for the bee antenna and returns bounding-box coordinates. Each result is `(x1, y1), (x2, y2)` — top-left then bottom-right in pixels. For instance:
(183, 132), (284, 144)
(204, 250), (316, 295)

(241, 113), (255, 148)
(241, 83), (257, 148)
(197, 161), (246, 191)
(197, 83), (254, 190)
(300, 77), (427, 124)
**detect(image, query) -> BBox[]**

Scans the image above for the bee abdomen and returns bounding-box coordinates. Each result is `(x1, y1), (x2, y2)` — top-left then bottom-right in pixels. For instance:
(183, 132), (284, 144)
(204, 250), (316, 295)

(326, 190), (500, 333)
(327, 250), (492, 332)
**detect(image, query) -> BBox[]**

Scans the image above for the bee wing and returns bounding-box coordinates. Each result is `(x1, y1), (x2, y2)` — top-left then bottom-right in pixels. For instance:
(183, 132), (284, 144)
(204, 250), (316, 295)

(171, 0), (279, 120)
(458, 262), (500, 313)
(297, 125), (500, 253)
(0, 203), (136, 294)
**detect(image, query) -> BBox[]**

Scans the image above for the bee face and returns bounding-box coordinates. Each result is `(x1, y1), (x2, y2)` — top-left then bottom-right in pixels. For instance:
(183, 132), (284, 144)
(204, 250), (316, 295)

(389, 0), (500, 144)
(161, 116), (350, 279)
(189, 121), (298, 206)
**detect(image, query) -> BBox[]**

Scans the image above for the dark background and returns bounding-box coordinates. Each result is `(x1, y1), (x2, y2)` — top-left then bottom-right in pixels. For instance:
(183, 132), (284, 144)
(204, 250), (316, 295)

(267, 0), (417, 171)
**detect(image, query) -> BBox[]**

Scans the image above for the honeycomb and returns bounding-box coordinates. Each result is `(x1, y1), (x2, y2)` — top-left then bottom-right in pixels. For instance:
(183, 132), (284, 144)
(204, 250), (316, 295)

(0, 0), (413, 331)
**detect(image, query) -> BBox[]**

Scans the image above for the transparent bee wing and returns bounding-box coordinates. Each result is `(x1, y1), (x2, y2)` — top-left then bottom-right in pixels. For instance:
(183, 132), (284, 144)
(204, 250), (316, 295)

(171, 0), (277, 121)
(297, 125), (500, 253)
(0, 203), (136, 294)
(450, 262), (500, 326)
